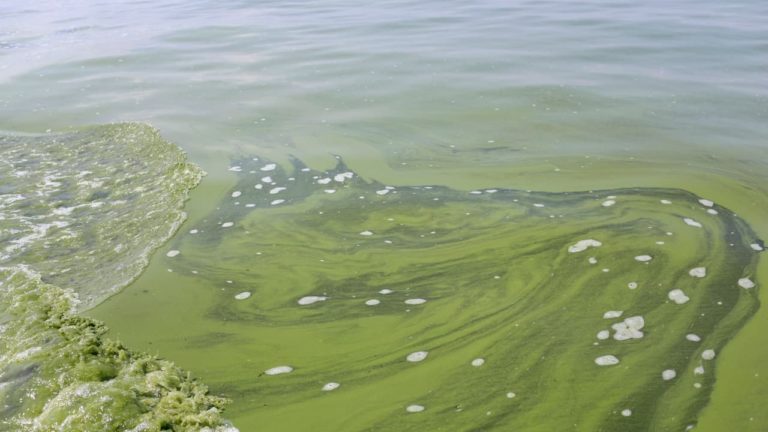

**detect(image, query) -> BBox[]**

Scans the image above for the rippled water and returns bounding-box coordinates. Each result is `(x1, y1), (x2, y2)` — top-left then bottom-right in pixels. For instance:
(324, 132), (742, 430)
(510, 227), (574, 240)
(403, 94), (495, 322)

(2, 1), (768, 431)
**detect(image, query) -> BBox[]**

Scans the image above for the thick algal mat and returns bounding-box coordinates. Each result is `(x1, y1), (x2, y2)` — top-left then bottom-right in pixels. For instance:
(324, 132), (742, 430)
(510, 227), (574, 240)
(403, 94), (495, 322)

(0, 124), (236, 431)
(160, 156), (762, 431)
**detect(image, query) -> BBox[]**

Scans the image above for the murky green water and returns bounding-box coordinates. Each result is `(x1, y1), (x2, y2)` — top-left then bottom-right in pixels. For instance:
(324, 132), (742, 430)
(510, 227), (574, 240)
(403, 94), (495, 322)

(2, 1), (768, 431)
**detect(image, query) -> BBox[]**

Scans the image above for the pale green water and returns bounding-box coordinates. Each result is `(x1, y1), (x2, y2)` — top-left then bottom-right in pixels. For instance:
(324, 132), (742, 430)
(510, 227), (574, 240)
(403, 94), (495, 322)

(1, 1), (768, 431)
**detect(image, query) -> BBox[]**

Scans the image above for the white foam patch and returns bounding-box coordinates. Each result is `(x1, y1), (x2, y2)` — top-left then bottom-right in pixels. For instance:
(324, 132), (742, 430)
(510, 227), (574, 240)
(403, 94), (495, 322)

(597, 330), (610, 340)
(588, 257), (598, 264)
(365, 299), (380, 306)
(471, 358), (485, 367)
(683, 218), (703, 228)
(376, 189), (390, 195)
(221, 222), (234, 228)
(568, 239), (602, 253)
(694, 366), (705, 375)
(405, 298), (427, 305)
(634, 255), (653, 262)
(628, 282), (638, 289)
(595, 355), (620, 366)
(359, 230), (374, 236)
(702, 349), (716, 360)
(533, 203), (545, 208)
(689, 267), (706, 278)
(260, 176), (272, 183)
(334, 172), (354, 182)
(269, 187), (286, 194)
(621, 409), (632, 417)
(189, 229), (199, 234)
(406, 405), (425, 413)
(668, 289), (690, 304)
(229, 166), (242, 172)
(662, 369), (677, 381)
(602, 200), (616, 207)
(235, 291), (251, 300)
(379, 289), (393, 294)
(686, 334), (701, 342)
(298, 296), (327, 305)
(612, 316), (645, 341)
(261, 163), (276, 171)
(698, 199), (714, 207)
(166, 250), (180, 258)
(270, 199), (285, 206)
(324, 189), (336, 194)
(406, 351), (429, 362)
(506, 392), (516, 399)
(231, 191), (242, 198)
(603, 310), (623, 319)
(738, 277), (756, 289)
(322, 382), (340, 391)
(707, 209), (718, 215)
(255, 184), (263, 190)
(750, 243), (764, 251)
(660, 199), (672, 204)
(265, 365), (293, 375)
(317, 178), (332, 185)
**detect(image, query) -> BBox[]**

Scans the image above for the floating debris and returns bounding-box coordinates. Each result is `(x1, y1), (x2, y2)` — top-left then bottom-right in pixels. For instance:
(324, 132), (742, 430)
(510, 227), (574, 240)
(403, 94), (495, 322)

(269, 187), (286, 194)
(595, 355), (620, 366)
(533, 203), (545, 208)
(668, 289), (690, 304)
(621, 409), (632, 417)
(694, 366), (705, 375)
(234, 291), (251, 300)
(597, 330), (610, 340)
(689, 267), (706, 278)
(683, 218), (703, 228)
(589, 257), (598, 264)
(221, 222), (234, 228)
(406, 351), (429, 362)
(379, 289), (394, 295)
(317, 178), (332, 185)
(506, 392), (516, 399)
(359, 230), (374, 236)
(270, 199), (285, 206)
(166, 250), (180, 258)
(231, 191), (242, 198)
(751, 243), (764, 251)
(261, 163), (277, 171)
(265, 365), (293, 375)
(365, 299), (380, 306)
(376, 189), (390, 195)
(662, 369), (677, 381)
(298, 296), (328, 305)
(660, 199), (672, 204)
(701, 349), (716, 360)
(738, 277), (756, 289)
(603, 311), (623, 319)
(334, 172), (354, 182)
(628, 282), (638, 289)
(634, 255), (653, 262)
(698, 199), (714, 207)
(602, 200), (616, 207)
(568, 239), (602, 253)
(322, 382), (340, 391)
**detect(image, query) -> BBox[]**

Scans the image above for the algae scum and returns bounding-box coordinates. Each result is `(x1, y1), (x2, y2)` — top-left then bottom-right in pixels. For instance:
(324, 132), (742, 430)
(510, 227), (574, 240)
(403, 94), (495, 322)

(156, 157), (761, 431)
(0, 124), (236, 431)
(0, 127), (763, 431)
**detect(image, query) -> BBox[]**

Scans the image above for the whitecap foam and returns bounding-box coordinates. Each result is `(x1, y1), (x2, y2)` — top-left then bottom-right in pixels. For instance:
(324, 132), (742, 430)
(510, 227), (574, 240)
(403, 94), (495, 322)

(264, 365), (293, 375)
(568, 239), (602, 253)
(595, 355), (619, 366)
(404, 298), (427, 305)
(683, 218), (703, 228)
(234, 291), (251, 300)
(298, 296), (327, 305)
(406, 351), (428, 362)
(634, 255), (653, 262)
(738, 277), (755, 289)
(689, 267), (706, 278)
(668, 289), (690, 304)
(662, 369), (676, 381)
(322, 382), (340, 391)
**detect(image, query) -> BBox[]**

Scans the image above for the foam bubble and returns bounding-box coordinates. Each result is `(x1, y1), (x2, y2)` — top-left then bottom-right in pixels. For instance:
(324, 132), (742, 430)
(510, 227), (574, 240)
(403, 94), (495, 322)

(621, 409), (632, 417)
(260, 164), (276, 171)
(270, 199), (285, 206)
(471, 358), (485, 367)
(698, 199), (714, 207)
(405, 298), (427, 305)
(365, 299), (380, 306)
(694, 366), (705, 375)
(689, 267), (706, 278)
(235, 291), (251, 300)
(166, 250), (180, 258)
(359, 230), (374, 236)
(603, 310), (623, 319)
(231, 191), (242, 198)
(334, 172), (354, 182)
(662, 369), (677, 381)
(269, 187), (286, 194)
(702, 349), (716, 360)
(660, 199), (672, 204)
(595, 355), (620, 366)
(668, 289), (690, 304)
(751, 243), (764, 251)
(376, 189), (390, 195)
(634, 255), (653, 262)
(683, 218), (703, 228)
(298, 296), (327, 305)
(597, 330), (610, 340)
(406, 405), (425, 413)
(686, 334), (701, 342)
(265, 365), (293, 375)
(568, 239), (602, 253)
(738, 277), (755, 289)
(221, 222), (234, 228)
(506, 392), (516, 399)
(322, 382), (340, 391)
(406, 351), (429, 362)
(379, 289), (393, 294)
(602, 200), (616, 207)
(317, 178), (332, 185)
(628, 282), (638, 289)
